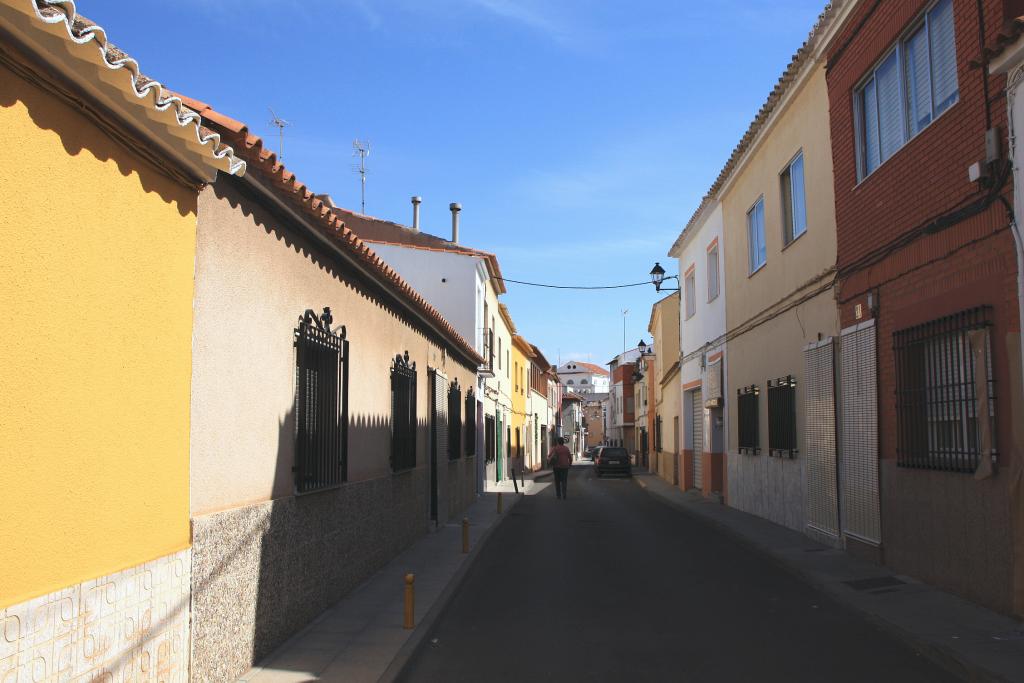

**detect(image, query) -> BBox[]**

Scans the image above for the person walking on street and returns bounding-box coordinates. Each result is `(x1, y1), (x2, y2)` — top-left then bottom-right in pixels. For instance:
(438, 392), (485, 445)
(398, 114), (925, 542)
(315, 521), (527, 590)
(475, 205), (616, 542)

(548, 437), (572, 500)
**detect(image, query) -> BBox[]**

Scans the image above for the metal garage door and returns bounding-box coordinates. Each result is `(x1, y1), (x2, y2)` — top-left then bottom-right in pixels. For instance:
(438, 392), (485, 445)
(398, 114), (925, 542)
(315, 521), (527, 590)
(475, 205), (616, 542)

(839, 321), (880, 545)
(804, 338), (839, 537)
(692, 389), (703, 490)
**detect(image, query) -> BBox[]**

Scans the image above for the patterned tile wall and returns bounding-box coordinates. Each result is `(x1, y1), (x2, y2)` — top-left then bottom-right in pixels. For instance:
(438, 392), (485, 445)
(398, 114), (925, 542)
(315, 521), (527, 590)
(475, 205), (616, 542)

(0, 549), (191, 683)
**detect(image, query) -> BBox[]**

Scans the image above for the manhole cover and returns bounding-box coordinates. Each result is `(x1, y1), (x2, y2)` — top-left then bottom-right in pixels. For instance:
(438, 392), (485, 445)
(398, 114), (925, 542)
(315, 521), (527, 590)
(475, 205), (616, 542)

(843, 576), (906, 591)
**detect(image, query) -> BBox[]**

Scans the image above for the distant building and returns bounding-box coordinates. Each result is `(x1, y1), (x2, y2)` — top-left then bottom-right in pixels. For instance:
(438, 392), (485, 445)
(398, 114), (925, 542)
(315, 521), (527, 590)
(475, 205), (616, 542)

(582, 393), (609, 449)
(555, 361), (610, 394)
(607, 349), (640, 449)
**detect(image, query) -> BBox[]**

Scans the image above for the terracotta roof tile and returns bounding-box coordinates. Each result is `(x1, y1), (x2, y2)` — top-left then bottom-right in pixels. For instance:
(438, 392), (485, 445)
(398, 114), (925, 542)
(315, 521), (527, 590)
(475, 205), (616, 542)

(346, 209), (507, 294)
(19, 1), (246, 177)
(175, 95), (483, 366)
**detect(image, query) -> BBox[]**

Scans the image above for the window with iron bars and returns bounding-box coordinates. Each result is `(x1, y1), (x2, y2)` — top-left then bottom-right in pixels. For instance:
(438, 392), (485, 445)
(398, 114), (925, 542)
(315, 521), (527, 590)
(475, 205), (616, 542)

(894, 306), (996, 472)
(293, 307), (349, 493)
(448, 380), (462, 460)
(768, 376), (797, 457)
(464, 390), (476, 457)
(390, 351), (417, 472)
(737, 385), (760, 454)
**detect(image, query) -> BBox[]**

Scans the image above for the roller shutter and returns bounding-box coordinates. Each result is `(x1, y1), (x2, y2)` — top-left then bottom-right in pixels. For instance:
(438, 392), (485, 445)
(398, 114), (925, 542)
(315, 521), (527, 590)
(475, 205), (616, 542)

(804, 338), (839, 537)
(839, 321), (881, 544)
(692, 389), (703, 490)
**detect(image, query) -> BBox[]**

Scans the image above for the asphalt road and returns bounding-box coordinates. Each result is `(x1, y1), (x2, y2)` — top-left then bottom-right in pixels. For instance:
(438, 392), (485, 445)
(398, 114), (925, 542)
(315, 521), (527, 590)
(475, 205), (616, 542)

(397, 463), (961, 682)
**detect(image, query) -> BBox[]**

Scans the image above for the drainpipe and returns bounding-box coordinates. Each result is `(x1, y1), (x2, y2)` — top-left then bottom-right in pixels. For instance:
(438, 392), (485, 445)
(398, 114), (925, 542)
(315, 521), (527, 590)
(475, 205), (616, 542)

(411, 196), (421, 232)
(450, 203), (461, 244)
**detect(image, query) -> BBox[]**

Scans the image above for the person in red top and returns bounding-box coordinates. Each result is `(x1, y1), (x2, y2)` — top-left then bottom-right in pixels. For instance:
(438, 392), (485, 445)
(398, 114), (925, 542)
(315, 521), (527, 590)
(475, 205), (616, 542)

(547, 437), (573, 500)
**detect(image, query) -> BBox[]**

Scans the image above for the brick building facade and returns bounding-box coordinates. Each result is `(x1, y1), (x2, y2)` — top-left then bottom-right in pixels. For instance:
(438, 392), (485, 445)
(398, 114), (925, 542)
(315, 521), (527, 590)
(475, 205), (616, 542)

(826, 0), (1023, 615)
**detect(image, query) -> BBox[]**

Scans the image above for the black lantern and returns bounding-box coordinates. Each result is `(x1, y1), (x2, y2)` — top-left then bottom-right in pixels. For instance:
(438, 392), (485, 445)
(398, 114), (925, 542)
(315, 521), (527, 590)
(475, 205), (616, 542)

(637, 339), (648, 355)
(649, 262), (679, 292)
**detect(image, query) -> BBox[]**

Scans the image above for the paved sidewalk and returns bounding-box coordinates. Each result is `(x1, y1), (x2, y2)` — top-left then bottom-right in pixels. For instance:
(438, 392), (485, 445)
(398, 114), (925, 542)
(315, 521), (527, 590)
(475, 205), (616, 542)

(238, 487), (545, 682)
(633, 472), (1024, 683)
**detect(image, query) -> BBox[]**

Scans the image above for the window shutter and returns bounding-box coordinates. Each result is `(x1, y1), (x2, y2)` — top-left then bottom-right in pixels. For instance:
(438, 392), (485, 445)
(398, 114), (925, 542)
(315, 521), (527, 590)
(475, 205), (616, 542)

(876, 51), (904, 163)
(839, 322), (881, 545)
(790, 154), (807, 238)
(862, 78), (881, 174)
(929, 0), (958, 115)
(905, 25), (932, 134)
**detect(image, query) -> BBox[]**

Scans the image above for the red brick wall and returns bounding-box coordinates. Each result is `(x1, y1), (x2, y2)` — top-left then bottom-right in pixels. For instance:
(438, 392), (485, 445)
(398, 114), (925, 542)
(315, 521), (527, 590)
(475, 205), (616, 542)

(826, 0), (1021, 615)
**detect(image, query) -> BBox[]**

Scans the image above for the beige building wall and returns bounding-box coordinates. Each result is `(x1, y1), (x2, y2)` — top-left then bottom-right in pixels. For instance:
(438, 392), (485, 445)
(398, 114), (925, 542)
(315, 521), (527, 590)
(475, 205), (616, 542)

(721, 64), (839, 532)
(187, 178), (478, 680)
(190, 180), (476, 515)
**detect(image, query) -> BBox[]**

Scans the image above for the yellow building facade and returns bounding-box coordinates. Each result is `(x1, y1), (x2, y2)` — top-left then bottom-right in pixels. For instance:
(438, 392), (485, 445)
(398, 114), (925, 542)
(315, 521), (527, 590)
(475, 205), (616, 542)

(0, 2), (243, 679)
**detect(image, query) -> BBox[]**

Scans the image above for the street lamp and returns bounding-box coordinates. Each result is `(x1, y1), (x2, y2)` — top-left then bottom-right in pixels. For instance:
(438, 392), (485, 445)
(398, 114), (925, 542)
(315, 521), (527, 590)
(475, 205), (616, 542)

(637, 339), (648, 355)
(649, 262), (679, 292)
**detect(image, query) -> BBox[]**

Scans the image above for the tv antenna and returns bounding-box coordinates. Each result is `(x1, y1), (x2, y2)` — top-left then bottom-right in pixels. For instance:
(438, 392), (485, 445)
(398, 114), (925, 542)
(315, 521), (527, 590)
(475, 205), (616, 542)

(268, 107), (291, 162)
(352, 139), (370, 213)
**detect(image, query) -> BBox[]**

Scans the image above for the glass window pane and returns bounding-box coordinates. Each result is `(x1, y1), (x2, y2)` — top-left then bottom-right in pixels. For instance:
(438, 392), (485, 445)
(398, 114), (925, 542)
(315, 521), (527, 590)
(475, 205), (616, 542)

(757, 200), (766, 266)
(929, 0), (958, 115)
(790, 154), (807, 239)
(905, 24), (932, 135)
(747, 207), (758, 272)
(876, 50), (904, 163)
(707, 247), (719, 300)
(861, 79), (881, 174)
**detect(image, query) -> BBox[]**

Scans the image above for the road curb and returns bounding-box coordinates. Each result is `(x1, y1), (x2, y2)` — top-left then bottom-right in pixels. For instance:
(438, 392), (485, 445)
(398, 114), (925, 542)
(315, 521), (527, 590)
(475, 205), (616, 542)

(379, 492), (521, 683)
(630, 477), (1012, 683)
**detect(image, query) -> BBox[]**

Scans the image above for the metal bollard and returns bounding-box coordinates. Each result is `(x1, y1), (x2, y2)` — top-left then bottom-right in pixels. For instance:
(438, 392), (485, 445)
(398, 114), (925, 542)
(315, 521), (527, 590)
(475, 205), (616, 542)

(497, 492), (503, 514)
(462, 518), (469, 554)
(403, 574), (415, 630)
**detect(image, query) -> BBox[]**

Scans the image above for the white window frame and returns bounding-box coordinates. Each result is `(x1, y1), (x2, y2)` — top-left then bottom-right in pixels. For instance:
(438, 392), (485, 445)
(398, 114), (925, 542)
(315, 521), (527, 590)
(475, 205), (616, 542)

(747, 197), (767, 274)
(780, 150), (807, 245)
(707, 242), (720, 302)
(684, 267), (696, 319)
(854, 0), (958, 180)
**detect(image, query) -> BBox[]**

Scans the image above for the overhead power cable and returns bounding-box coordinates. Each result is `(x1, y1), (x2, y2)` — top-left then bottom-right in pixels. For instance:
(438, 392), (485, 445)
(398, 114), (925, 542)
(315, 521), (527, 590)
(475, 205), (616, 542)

(491, 277), (652, 290)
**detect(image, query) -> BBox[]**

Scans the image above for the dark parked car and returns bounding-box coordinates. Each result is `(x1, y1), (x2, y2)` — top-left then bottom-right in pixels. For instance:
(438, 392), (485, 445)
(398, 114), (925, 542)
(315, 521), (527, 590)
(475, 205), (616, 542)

(594, 447), (631, 477)
(584, 447), (599, 461)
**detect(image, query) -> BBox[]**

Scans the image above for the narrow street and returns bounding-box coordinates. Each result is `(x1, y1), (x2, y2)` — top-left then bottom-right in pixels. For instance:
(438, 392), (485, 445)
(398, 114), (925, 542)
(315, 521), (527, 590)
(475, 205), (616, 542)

(399, 464), (958, 683)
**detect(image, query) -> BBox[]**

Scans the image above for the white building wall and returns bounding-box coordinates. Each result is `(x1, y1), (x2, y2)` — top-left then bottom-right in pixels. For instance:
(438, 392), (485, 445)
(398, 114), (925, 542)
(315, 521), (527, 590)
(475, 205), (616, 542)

(369, 245), (480, 348)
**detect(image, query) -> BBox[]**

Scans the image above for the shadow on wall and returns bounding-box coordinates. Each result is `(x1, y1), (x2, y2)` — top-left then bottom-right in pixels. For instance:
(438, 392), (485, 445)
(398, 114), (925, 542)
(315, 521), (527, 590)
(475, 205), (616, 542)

(0, 55), (197, 217)
(214, 178), (457, 356)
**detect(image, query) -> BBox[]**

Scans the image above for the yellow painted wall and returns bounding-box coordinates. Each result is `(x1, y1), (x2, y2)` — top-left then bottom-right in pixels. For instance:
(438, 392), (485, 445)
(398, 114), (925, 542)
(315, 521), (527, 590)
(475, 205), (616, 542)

(511, 343), (528, 457)
(0, 63), (196, 607)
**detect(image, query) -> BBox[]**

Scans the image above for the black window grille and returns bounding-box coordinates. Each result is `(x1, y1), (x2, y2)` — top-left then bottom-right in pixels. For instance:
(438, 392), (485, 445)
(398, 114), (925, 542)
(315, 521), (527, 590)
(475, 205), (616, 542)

(768, 376), (797, 457)
(390, 351), (417, 472)
(894, 306), (996, 472)
(464, 390), (476, 457)
(485, 415), (496, 462)
(293, 307), (349, 493)
(737, 385), (760, 454)
(655, 415), (663, 451)
(448, 380), (462, 460)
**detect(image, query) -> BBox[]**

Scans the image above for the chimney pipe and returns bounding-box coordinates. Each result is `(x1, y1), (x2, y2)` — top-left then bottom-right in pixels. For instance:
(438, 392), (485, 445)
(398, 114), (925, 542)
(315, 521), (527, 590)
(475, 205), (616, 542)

(411, 196), (422, 232)
(450, 202), (461, 244)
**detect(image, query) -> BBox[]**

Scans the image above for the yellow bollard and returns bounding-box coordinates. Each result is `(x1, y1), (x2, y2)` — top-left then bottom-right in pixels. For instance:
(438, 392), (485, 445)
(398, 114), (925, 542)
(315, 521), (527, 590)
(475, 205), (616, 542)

(497, 492), (503, 514)
(462, 518), (470, 554)
(403, 574), (415, 630)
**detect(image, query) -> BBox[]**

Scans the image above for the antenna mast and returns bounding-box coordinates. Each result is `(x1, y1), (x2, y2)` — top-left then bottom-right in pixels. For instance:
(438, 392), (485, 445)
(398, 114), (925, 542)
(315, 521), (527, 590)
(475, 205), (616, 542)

(268, 107), (291, 162)
(352, 139), (370, 213)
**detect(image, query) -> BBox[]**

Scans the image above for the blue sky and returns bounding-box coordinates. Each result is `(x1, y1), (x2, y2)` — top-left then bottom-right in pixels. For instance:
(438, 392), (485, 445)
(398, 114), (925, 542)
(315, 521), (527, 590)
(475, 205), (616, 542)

(83, 0), (824, 366)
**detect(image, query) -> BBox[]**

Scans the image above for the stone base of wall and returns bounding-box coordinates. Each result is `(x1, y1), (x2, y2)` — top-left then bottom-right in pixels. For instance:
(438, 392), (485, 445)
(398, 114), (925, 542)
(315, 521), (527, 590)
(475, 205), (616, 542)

(190, 467), (438, 683)
(0, 549), (191, 683)
(726, 450), (806, 532)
